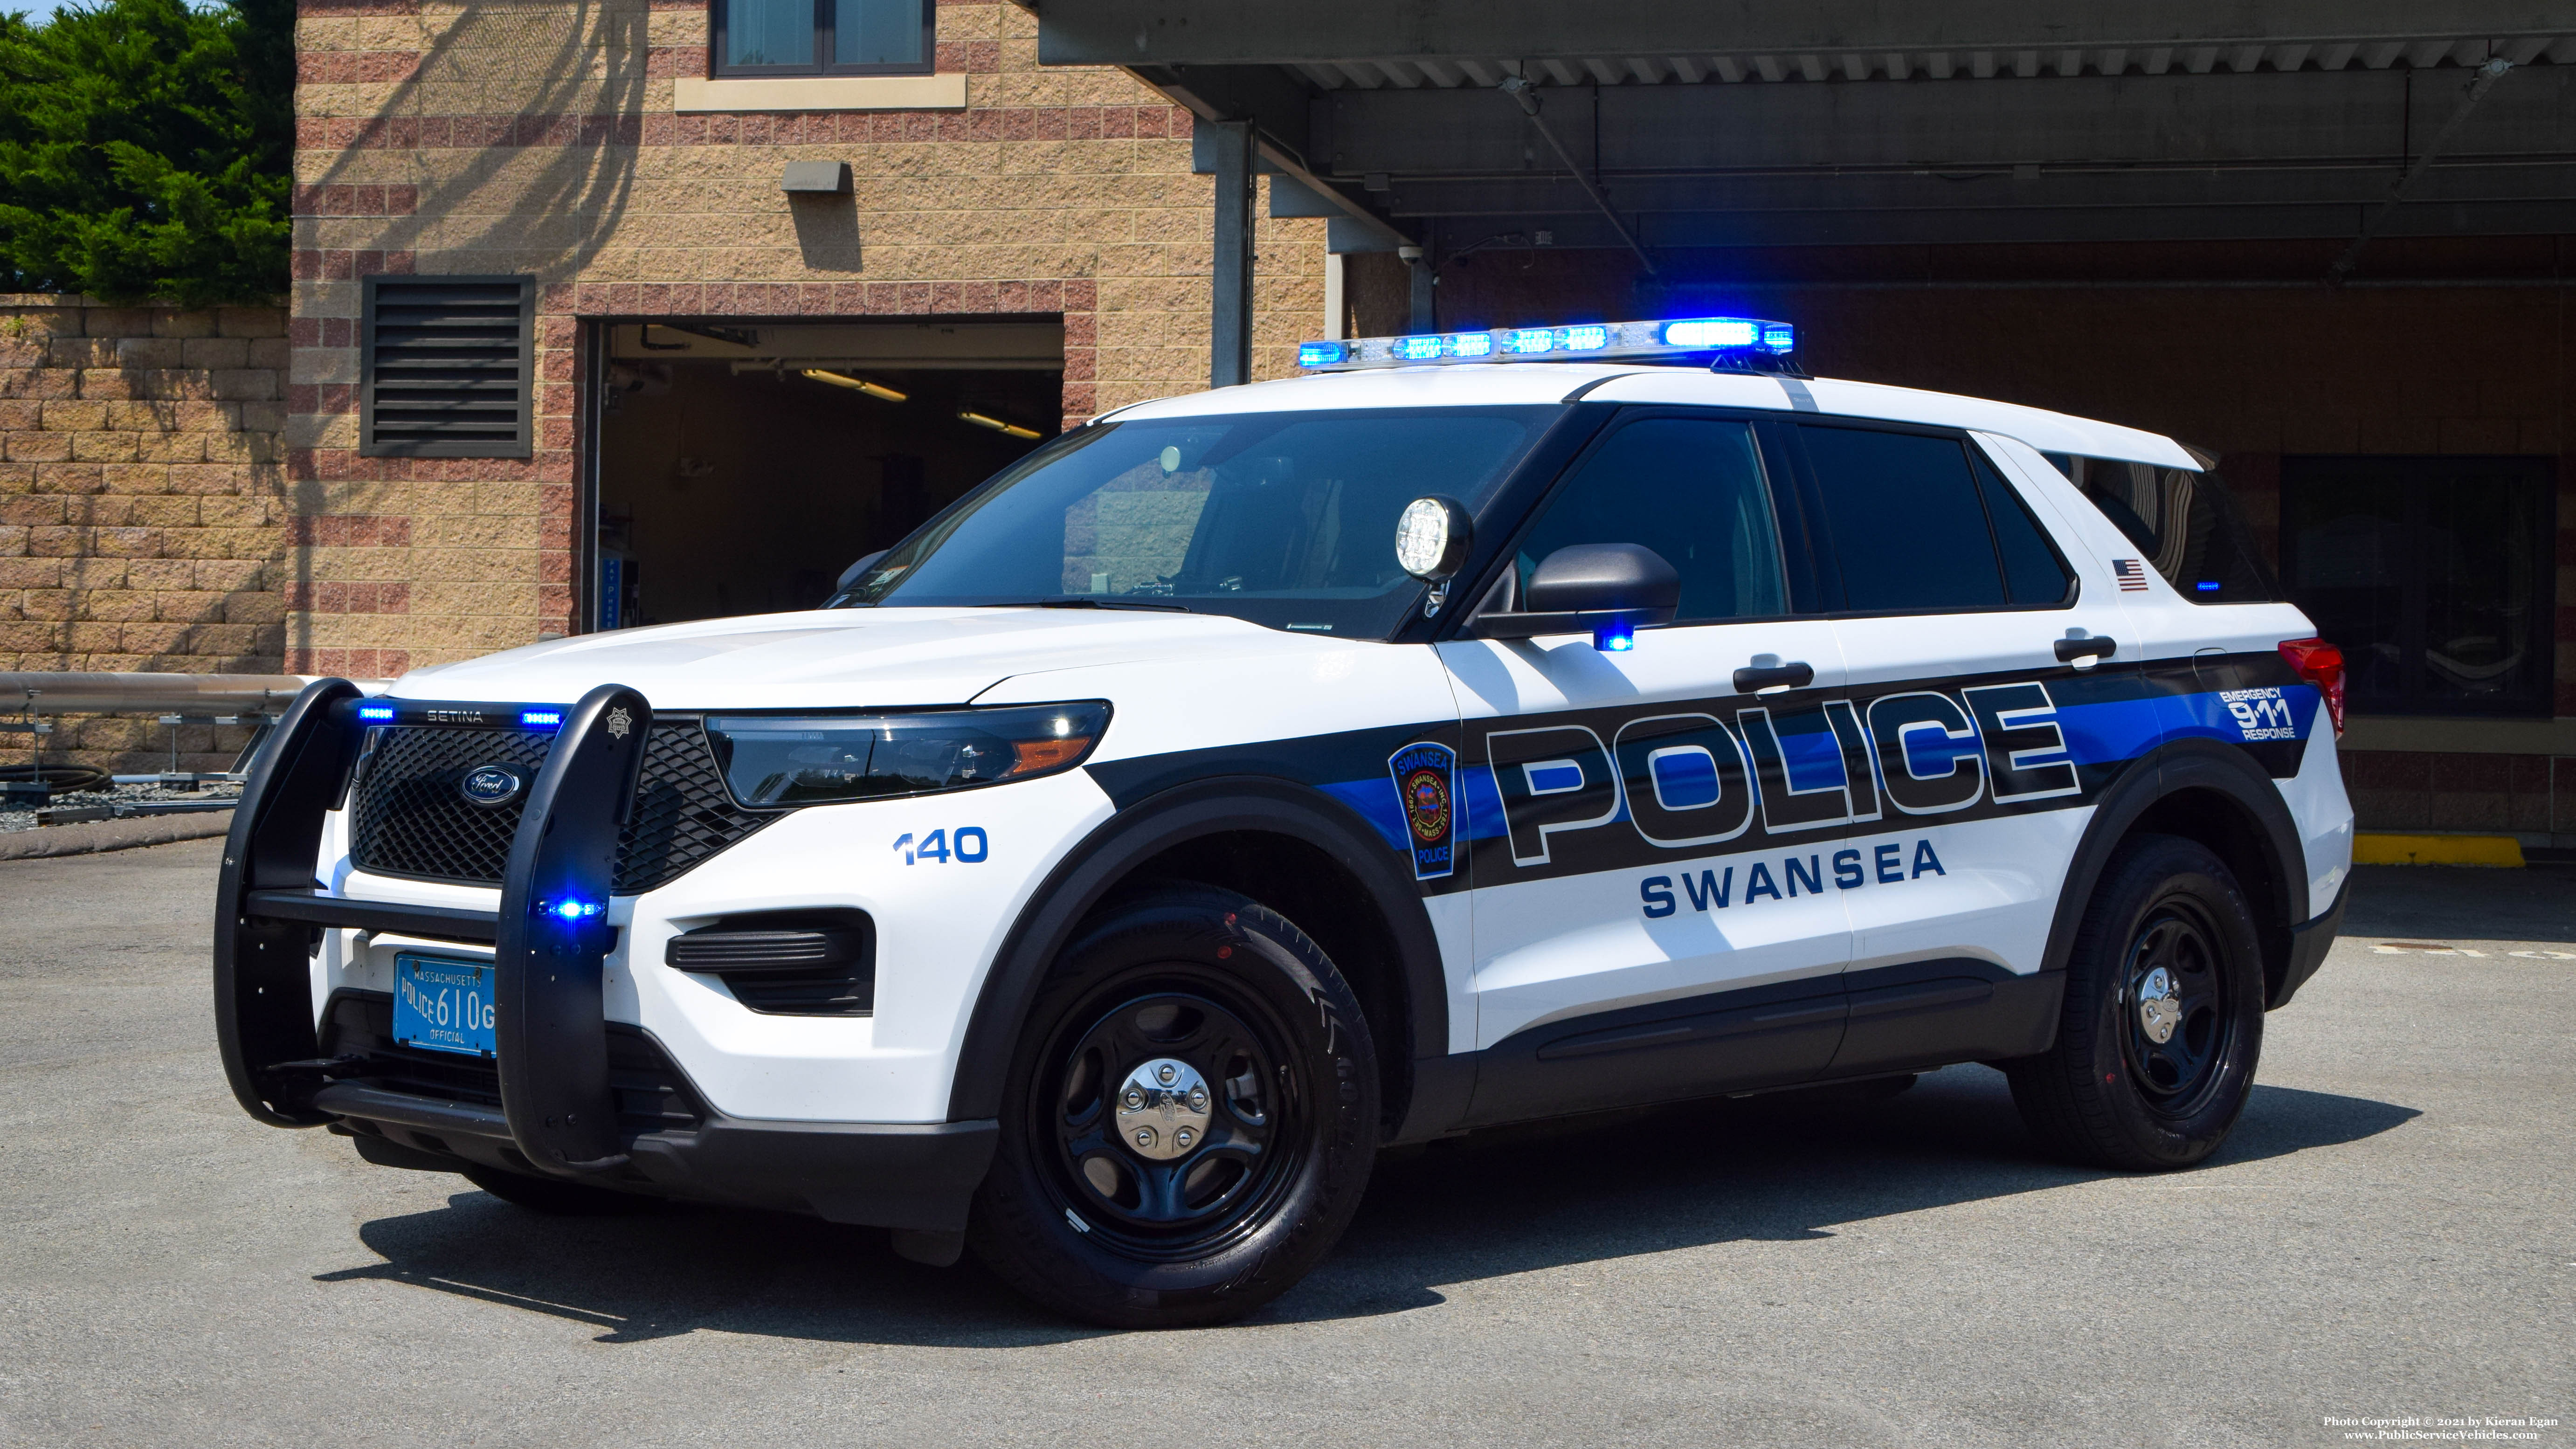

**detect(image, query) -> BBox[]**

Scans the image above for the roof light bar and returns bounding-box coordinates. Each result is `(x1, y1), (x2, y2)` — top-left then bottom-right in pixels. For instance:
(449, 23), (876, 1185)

(1297, 317), (1796, 372)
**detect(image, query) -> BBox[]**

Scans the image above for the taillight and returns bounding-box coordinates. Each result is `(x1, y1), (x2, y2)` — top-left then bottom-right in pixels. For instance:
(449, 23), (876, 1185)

(2278, 638), (2344, 738)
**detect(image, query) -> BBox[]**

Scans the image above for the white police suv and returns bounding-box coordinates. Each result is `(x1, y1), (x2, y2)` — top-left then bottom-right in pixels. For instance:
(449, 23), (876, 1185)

(216, 316), (2353, 1328)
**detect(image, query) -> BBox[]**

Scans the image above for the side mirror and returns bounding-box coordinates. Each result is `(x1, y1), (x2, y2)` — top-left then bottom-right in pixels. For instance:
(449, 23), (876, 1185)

(1393, 496), (1473, 581)
(836, 550), (888, 591)
(1477, 543), (1680, 650)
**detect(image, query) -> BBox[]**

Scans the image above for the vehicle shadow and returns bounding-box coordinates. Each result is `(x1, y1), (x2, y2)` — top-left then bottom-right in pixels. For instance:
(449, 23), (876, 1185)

(319, 1065), (2417, 1345)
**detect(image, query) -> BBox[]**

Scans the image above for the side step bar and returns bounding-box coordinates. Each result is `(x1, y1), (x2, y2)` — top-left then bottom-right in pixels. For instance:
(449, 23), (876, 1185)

(215, 679), (651, 1180)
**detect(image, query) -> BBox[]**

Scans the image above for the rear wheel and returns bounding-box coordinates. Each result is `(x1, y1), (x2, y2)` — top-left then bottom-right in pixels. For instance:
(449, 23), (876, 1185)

(967, 886), (1378, 1328)
(2006, 834), (2265, 1170)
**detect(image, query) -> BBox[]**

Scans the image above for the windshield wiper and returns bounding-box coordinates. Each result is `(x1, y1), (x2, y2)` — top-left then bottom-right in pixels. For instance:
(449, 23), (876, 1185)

(974, 597), (1190, 613)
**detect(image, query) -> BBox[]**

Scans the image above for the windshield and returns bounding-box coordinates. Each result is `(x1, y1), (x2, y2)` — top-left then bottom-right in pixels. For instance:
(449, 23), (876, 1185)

(831, 406), (1553, 636)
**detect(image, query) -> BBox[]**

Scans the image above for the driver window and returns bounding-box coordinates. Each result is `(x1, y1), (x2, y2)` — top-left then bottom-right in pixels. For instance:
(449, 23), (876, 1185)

(1511, 416), (1788, 623)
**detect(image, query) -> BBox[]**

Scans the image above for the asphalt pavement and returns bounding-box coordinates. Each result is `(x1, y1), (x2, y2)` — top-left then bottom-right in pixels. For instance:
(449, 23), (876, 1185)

(1, 838), (2568, 1447)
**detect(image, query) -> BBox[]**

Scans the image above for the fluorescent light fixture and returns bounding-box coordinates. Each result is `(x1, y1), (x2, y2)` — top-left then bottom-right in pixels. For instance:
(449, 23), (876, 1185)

(801, 369), (907, 403)
(958, 410), (1042, 440)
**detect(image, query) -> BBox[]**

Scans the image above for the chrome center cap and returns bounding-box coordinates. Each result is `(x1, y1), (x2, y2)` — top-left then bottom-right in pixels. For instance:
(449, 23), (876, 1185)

(2136, 966), (2183, 1044)
(1114, 1057), (1212, 1161)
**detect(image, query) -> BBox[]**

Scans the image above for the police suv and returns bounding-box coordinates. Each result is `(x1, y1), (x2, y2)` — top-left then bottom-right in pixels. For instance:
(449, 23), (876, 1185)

(215, 316), (2353, 1328)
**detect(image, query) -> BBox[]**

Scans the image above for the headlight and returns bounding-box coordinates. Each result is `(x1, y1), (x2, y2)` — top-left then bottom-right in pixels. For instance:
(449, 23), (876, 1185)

(703, 702), (1110, 808)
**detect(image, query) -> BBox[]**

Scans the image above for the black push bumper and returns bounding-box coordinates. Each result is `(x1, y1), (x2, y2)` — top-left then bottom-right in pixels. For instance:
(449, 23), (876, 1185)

(213, 679), (996, 1233)
(2271, 872), (2351, 1009)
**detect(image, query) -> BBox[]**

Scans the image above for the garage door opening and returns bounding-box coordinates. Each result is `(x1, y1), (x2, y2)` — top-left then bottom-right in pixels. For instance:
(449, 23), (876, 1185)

(591, 320), (1063, 629)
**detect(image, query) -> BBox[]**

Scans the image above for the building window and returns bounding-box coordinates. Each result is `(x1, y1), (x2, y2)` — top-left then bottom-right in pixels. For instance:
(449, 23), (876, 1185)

(359, 275), (534, 459)
(2280, 455), (2556, 717)
(712, 0), (932, 76)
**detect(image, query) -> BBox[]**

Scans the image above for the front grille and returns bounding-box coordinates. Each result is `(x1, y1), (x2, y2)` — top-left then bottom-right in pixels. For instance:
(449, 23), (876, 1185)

(319, 991), (707, 1136)
(347, 719), (773, 893)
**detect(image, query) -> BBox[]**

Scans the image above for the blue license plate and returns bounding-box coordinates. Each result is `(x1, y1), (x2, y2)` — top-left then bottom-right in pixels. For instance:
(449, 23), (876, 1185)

(394, 952), (497, 1057)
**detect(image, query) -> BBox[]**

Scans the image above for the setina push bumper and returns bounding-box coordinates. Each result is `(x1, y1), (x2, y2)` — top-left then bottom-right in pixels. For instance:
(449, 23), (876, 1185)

(212, 678), (996, 1240)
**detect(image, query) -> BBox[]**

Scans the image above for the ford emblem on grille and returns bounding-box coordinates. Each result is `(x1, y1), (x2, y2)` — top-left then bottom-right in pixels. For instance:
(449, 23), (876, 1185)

(459, 764), (525, 807)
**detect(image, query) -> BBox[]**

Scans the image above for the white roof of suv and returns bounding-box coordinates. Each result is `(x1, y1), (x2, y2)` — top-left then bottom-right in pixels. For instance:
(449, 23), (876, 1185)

(1111, 363), (2198, 471)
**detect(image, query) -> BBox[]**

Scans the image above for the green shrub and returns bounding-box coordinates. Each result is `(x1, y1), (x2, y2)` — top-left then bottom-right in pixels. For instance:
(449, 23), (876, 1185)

(0, 0), (293, 306)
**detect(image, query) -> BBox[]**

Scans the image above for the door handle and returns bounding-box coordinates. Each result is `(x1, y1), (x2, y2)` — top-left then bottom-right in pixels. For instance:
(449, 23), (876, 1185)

(2054, 636), (2118, 664)
(1732, 660), (1815, 693)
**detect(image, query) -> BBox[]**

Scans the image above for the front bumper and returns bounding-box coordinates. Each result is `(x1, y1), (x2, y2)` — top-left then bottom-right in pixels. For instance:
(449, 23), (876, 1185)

(330, 1082), (996, 1230)
(214, 679), (1001, 1229)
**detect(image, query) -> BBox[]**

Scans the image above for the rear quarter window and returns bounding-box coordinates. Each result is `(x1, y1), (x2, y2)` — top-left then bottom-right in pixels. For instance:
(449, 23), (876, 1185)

(2047, 454), (2279, 603)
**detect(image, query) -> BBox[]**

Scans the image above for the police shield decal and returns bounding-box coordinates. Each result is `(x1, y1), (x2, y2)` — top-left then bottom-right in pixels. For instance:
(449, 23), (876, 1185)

(1387, 740), (1458, 881)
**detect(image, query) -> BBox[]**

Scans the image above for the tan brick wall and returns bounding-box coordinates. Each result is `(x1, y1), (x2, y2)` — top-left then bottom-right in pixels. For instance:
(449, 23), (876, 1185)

(0, 295), (292, 772)
(290, 0), (1324, 670)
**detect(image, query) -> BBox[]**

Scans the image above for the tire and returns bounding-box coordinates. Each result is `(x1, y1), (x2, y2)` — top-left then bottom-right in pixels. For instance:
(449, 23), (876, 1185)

(461, 1163), (658, 1215)
(967, 885), (1380, 1329)
(2006, 833), (2266, 1171)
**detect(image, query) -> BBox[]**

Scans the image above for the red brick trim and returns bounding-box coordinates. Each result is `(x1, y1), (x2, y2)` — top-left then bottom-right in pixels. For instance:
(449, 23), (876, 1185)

(552, 277), (1092, 317)
(290, 184), (420, 217)
(292, 106), (1195, 151)
(289, 249), (415, 283)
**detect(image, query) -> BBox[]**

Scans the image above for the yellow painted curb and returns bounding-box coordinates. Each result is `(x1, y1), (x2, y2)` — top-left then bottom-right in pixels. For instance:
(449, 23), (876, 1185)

(2353, 833), (2526, 868)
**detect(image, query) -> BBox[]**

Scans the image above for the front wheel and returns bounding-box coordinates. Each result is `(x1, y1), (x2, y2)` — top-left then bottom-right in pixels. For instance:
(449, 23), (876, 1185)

(2006, 834), (2266, 1171)
(967, 886), (1379, 1328)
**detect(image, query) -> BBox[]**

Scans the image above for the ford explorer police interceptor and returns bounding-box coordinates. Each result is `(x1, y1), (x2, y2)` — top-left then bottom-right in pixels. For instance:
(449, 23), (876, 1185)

(214, 317), (2353, 1328)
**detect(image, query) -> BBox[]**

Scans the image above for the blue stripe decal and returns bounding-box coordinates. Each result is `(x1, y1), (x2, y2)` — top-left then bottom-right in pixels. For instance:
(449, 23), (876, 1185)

(1318, 683), (2315, 854)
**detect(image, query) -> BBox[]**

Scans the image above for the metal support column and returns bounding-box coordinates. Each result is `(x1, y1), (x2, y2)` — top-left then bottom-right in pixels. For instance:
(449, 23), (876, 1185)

(1406, 240), (1436, 332)
(1209, 120), (1256, 388)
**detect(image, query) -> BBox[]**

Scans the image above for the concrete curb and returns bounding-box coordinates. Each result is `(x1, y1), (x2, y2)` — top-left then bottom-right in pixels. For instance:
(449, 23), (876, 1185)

(2352, 832), (2526, 868)
(0, 814), (233, 861)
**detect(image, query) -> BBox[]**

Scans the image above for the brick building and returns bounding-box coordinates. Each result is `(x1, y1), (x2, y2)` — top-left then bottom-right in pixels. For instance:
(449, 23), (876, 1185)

(283, 0), (1326, 675)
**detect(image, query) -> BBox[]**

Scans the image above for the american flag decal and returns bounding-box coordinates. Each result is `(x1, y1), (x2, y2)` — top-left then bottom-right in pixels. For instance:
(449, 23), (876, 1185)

(2113, 559), (2149, 591)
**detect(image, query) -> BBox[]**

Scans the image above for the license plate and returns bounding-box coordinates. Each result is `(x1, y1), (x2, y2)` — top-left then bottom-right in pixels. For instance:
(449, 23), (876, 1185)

(394, 952), (497, 1057)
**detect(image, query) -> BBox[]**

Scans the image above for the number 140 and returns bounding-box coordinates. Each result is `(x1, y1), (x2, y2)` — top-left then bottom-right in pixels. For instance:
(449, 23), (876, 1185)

(894, 828), (988, 864)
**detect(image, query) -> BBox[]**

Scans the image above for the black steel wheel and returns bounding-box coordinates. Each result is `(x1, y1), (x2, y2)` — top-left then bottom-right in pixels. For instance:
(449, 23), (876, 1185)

(2118, 901), (2231, 1114)
(968, 885), (1378, 1328)
(1046, 987), (1299, 1248)
(2006, 833), (2265, 1170)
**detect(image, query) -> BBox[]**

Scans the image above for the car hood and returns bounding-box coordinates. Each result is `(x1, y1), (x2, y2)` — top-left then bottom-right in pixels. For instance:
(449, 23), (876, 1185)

(385, 607), (1332, 711)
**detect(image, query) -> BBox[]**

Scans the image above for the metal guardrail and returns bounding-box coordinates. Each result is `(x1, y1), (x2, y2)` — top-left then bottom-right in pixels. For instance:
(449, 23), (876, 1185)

(0, 672), (389, 805)
(0, 672), (326, 714)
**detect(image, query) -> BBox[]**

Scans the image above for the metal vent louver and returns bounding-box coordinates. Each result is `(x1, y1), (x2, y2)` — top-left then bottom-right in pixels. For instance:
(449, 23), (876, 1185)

(360, 276), (534, 458)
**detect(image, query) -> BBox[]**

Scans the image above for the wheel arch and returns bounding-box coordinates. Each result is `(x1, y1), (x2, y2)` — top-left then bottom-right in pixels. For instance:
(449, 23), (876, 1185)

(2042, 740), (2310, 1008)
(946, 776), (1448, 1139)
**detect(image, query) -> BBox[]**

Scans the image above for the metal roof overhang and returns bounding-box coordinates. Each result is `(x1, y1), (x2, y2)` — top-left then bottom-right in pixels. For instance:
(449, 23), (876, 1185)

(1023, 2), (2576, 257)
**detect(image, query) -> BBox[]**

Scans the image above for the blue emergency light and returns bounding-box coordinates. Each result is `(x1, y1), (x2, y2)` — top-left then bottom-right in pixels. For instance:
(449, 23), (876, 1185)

(519, 709), (564, 728)
(355, 704), (395, 722)
(1297, 316), (1796, 372)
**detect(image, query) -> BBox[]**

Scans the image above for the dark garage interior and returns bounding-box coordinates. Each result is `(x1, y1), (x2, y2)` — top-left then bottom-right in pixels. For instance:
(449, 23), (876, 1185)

(592, 320), (1063, 628)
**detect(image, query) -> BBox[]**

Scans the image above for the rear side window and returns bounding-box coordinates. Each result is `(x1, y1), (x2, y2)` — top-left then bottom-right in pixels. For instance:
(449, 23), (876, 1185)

(1799, 425), (2006, 612)
(2049, 455), (2279, 603)
(1972, 450), (2075, 605)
